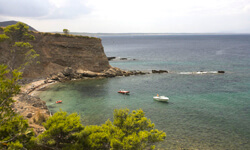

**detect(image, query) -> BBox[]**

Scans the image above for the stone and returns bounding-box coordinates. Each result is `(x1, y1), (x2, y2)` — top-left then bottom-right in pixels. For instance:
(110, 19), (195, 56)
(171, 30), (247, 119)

(82, 71), (98, 77)
(107, 57), (116, 61)
(63, 67), (73, 76)
(51, 74), (59, 80)
(152, 70), (168, 73)
(26, 113), (33, 118)
(47, 79), (55, 83)
(218, 71), (225, 73)
(120, 58), (127, 60)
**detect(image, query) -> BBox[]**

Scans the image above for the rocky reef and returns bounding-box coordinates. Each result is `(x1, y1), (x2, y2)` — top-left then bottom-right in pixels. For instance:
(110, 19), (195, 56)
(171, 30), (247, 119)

(45, 67), (149, 82)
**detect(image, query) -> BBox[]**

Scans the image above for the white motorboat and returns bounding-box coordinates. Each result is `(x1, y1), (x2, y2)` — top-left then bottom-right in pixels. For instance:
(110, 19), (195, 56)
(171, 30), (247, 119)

(153, 96), (169, 102)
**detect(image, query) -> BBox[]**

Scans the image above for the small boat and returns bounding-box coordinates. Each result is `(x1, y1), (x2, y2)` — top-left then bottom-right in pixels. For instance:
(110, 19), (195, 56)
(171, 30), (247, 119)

(118, 90), (130, 94)
(56, 100), (62, 104)
(153, 95), (169, 102)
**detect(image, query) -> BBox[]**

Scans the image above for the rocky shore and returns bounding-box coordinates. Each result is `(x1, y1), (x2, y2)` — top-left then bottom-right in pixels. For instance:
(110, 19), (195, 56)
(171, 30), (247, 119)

(13, 66), (225, 135)
(12, 67), (152, 134)
(13, 80), (54, 134)
(45, 67), (150, 82)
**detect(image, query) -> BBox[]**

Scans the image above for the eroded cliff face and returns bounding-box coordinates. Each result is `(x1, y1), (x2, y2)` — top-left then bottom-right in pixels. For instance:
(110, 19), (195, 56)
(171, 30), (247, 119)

(0, 32), (111, 78)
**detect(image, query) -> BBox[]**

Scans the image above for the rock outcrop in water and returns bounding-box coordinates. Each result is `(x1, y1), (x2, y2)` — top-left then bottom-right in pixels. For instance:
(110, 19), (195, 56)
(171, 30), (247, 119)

(44, 67), (149, 82)
(152, 70), (168, 73)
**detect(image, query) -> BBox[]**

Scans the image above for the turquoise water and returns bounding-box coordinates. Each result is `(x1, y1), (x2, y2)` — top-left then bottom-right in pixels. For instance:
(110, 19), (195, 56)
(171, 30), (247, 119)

(39, 35), (250, 149)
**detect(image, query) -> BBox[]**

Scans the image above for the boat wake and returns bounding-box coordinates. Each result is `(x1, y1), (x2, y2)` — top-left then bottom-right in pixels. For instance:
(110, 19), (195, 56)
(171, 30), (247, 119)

(179, 71), (224, 75)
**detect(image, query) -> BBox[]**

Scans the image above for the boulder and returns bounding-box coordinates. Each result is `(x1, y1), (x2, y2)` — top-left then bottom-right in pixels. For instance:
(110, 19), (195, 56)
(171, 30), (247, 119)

(152, 70), (168, 73)
(51, 74), (59, 80)
(81, 71), (98, 77)
(120, 58), (127, 60)
(63, 67), (73, 76)
(218, 71), (225, 73)
(18, 94), (48, 110)
(107, 57), (116, 61)
(26, 113), (33, 118)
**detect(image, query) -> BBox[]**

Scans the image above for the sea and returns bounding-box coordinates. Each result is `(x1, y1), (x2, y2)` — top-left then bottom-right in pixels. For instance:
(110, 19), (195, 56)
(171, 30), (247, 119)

(38, 34), (250, 149)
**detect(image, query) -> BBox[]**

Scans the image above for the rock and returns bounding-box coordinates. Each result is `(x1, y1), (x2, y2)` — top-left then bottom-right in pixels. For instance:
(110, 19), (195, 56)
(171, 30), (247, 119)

(103, 67), (121, 77)
(0, 32), (110, 79)
(57, 72), (65, 78)
(76, 69), (85, 74)
(107, 57), (116, 61)
(82, 72), (98, 77)
(47, 79), (55, 83)
(18, 94), (48, 110)
(51, 74), (59, 80)
(26, 113), (33, 118)
(63, 67), (73, 76)
(218, 71), (225, 73)
(152, 70), (168, 73)
(120, 58), (127, 60)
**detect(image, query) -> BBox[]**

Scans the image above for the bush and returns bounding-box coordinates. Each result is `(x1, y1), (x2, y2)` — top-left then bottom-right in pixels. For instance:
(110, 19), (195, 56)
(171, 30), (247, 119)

(37, 111), (84, 149)
(37, 109), (166, 150)
(54, 33), (62, 37)
(33, 111), (47, 125)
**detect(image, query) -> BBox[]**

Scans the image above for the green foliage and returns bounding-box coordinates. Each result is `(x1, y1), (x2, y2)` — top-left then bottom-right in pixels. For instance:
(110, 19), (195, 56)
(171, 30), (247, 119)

(42, 32), (53, 36)
(0, 65), (35, 150)
(3, 22), (34, 42)
(0, 34), (9, 42)
(0, 22), (39, 72)
(63, 29), (69, 34)
(75, 125), (110, 150)
(107, 109), (166, 150)
(37, 110), (84, 149)
(37, 109), (166, 149)
(0, 64), (21, 117)
(41, 108), (165, 150)
(54, 33), (62, 37)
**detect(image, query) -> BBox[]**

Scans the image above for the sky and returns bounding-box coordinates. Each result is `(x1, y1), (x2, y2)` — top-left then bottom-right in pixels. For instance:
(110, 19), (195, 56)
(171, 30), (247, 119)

(0, 0), (250, 33)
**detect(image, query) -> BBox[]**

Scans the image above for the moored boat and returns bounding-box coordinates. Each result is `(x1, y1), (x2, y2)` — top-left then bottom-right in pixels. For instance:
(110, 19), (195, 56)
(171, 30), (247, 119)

(56, 100), (62, 103)
(153, 95), (169, 102)
(118, 90), (130, 94)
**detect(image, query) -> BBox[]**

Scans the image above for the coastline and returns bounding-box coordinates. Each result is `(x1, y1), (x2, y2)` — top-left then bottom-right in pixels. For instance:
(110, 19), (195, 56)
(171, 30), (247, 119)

(13, 67), (148, 134)
(14, 67), (225, 135)
(13, 79), (57, 134)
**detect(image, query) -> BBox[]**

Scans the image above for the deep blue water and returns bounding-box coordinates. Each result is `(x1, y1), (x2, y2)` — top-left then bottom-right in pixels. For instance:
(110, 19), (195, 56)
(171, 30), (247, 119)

(39, 34), (250, 149)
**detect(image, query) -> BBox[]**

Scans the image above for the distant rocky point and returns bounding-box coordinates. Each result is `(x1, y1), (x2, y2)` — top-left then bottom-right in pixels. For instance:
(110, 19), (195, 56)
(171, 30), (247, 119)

(0, 20), (37, 31)
(107, 57), (136, 61)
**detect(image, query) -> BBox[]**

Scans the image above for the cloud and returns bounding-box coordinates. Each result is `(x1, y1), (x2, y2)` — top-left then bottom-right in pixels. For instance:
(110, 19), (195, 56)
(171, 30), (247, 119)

(0, 0), (249, 33)
(0, 0), (52, 17)
(0, 0), (90, 19)
(46, 0), (90, 19)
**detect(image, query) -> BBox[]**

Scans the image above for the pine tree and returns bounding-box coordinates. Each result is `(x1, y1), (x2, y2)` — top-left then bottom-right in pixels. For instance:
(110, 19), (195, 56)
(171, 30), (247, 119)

(0, 65), (35, 149)
(0, 22), (39, 73)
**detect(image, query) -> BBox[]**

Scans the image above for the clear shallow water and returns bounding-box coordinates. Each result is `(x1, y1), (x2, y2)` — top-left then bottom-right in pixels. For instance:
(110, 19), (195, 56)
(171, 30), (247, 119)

(39, 34), (250, 149)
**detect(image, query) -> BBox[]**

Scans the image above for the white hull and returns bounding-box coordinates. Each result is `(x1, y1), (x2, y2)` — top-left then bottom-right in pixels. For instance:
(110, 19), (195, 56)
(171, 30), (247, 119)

(153, 96), (169, 102)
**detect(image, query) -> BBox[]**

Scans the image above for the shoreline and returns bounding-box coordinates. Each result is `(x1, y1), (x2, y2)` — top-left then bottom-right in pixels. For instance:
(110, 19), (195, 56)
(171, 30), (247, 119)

(13, 79), (57, 134)
(14, 68), (225, 135)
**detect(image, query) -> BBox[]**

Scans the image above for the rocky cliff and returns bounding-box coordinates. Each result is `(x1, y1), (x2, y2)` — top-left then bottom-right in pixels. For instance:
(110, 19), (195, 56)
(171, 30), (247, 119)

(0, 31), (111, 78)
